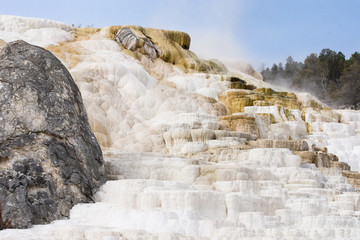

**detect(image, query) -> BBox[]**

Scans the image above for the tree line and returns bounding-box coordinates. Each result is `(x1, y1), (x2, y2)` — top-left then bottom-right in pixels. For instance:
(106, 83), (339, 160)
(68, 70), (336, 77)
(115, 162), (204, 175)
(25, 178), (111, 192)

(261, 49), (360, 109)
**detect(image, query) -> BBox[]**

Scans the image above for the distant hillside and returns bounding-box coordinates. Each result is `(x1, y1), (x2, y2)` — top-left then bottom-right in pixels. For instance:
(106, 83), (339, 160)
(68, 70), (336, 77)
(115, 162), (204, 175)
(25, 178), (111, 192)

(261, 49), (360, 109)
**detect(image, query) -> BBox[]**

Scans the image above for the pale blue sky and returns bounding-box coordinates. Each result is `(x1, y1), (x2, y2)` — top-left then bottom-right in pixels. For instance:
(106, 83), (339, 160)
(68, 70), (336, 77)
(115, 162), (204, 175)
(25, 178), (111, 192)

(1, 0), (359, 69)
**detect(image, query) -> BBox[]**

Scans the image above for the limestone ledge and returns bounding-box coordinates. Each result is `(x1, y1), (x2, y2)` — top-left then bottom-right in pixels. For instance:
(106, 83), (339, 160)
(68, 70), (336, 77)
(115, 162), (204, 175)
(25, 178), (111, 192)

(342, 170), (360, 189)
(218, 88), (301, 114)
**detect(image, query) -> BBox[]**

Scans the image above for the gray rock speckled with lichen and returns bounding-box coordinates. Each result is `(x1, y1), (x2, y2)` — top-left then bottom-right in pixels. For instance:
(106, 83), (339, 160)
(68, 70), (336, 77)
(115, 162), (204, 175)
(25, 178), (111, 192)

(0, 40), (106, 228)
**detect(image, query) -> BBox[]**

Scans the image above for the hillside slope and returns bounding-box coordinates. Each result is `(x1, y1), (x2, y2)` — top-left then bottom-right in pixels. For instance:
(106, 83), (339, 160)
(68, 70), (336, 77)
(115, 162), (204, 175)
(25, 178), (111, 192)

(1, 15), (360, 240)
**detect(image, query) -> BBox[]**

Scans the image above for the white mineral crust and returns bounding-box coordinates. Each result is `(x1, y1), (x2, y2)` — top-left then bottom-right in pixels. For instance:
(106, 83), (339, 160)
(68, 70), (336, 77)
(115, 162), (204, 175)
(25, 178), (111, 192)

(1, 16), (360, 240)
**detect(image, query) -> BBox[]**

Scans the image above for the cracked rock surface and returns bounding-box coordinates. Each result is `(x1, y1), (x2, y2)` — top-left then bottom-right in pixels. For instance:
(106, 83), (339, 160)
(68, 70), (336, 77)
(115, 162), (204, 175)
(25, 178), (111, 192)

(0, 40), (106, 228)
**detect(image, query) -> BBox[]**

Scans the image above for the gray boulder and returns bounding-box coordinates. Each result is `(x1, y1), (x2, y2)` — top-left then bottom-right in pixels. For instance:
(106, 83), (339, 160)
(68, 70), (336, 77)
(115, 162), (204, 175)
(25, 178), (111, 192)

(0, 40), (107, 228)
(115, 27), (139, 51)
(115, 27), (161, 59)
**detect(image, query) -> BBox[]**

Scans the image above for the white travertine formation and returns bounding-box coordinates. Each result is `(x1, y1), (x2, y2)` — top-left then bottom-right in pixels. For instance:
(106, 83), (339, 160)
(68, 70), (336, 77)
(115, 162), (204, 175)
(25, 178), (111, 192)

(244, 106), (302, 123)
(0, 15), (73, 47)
(167, 73), (228, 100)
(307, 109), (360, 172)
(1, 16), (360, 240)
(3, 149), (360, 239)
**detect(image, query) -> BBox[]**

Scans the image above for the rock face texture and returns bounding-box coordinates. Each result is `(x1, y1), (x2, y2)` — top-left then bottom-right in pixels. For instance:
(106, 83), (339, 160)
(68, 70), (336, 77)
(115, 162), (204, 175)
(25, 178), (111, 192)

(111, 25), (224, 76)
(0, 40), (106, 228)
(115, 27), (161, 59)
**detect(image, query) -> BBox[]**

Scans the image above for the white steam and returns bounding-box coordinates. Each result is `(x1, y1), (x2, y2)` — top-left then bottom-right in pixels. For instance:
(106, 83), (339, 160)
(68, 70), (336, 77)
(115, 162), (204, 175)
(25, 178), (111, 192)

(146, 0), (251, 61)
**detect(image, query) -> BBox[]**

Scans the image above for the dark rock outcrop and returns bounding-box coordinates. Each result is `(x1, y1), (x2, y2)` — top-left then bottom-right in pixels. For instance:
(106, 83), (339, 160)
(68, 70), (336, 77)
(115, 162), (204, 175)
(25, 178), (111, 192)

(115, 27), (161, 59)
(0, 40), (106, 228)
(115, 27), (139, 51)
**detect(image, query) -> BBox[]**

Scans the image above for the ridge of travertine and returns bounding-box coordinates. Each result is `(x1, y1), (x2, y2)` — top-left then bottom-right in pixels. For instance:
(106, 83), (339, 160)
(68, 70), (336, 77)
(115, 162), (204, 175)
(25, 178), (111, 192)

(1, 15), (360, 240)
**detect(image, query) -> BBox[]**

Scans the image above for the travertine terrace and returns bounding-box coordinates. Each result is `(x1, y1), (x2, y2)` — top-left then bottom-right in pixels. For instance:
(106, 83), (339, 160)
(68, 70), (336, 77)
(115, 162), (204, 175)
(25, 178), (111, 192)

(1, 15), (360, 240)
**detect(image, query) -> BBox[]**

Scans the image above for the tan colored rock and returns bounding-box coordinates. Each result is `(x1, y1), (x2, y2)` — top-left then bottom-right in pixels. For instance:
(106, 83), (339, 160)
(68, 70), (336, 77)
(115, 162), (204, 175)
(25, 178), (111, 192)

(316, 152), (337, 168)
(342, 170), (360, 189)
(73, 27), (101, 41)
(0, 39), (6, 51)
(294, 151), (317, 164)
(46, 43), (82, 68)
(312, 144), (328, 153)
(218, 88), (302, 115)
(331, 161), (350, 171)
(294, 151), (351, 171)
(294, 151), (332, 168)
(218, 115), (259, 137)
(227, 76), (257, 90)
(248, 139), (309, 151)
(248, 93), (265, 101)
(218, 90), (254, 113)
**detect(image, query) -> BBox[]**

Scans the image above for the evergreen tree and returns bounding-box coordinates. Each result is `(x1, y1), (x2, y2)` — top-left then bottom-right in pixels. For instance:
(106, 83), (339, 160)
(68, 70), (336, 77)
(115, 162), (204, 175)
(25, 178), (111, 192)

(339, 53), (360, 107)
(270, 63), (279, 79)
(260, 49), (359, 108)
(296, 53), (321, 91)
(318, 49), (345, 90)
(278, 62), (284, 77)
(262, 67), (272, 81)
